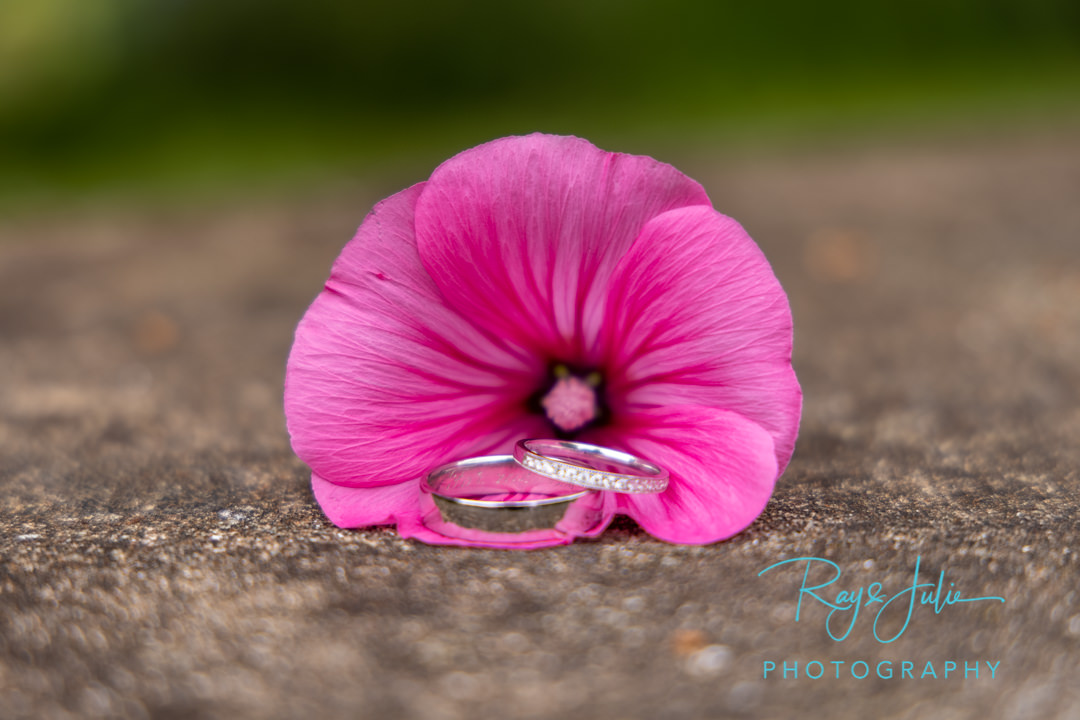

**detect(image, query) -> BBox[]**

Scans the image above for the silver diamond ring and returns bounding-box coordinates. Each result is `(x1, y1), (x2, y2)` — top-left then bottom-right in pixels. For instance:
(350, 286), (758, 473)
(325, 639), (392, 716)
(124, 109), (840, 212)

(513, 439), (669, 494)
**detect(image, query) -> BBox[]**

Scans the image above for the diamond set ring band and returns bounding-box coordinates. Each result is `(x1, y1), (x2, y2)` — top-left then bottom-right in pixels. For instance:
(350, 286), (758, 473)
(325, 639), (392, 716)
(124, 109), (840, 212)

(513, 439), (669, 494)
(420, 440), (669, 536)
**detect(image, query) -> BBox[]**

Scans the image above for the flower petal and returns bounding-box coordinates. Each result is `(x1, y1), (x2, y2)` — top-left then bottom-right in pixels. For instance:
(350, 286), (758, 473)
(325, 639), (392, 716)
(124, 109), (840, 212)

(285, 183), (546, 488)
(309, 410), (600, 546)
(585, 406), (778, 544)
(311, 471), (419, 528)
(413, 134), (711, 364)
(313, 460), (615, 548)
(601, 205), (801, 471)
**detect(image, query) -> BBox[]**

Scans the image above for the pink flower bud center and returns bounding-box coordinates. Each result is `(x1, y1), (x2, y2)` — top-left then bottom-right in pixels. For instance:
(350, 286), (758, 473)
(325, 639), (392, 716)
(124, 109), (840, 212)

(541, 376), (598, 433)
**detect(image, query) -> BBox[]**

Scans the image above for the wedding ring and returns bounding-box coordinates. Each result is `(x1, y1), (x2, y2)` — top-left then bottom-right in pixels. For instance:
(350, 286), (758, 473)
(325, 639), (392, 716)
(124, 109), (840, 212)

(513, 439), (669, 494)
(421, 455), (591, 533)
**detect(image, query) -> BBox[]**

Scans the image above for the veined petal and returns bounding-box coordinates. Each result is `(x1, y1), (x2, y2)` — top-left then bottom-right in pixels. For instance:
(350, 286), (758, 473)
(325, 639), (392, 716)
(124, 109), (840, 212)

(285, 183), (544, 488)
(601, 205), (801, 471)
(311, 472), (419, 528)
(310, 412), (568, 539)
(585, 406), (778, 544)
(413, 134), (710, 364)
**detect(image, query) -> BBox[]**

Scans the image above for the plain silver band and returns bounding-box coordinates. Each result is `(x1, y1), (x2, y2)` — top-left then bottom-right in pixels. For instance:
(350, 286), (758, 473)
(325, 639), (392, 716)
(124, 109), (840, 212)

(513, 439), (669, 494)
(423, 455), (589, 532)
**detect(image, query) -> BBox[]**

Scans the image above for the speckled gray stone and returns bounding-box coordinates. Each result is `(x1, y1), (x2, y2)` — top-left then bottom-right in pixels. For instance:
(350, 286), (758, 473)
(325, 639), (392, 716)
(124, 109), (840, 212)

(1, 133), (1078, 719)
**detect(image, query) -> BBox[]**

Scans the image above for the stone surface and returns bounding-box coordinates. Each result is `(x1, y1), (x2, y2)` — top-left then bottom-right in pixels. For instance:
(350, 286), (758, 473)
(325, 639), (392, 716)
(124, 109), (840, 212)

(1, 133), (1078, 719)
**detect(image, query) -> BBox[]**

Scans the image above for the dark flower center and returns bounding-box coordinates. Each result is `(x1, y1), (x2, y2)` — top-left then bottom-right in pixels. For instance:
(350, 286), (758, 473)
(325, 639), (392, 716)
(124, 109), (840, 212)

(533, 364), (607, 436)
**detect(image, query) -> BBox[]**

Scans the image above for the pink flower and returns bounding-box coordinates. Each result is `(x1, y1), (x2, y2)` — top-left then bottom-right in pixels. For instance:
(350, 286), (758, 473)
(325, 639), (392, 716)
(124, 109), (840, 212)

(285, 134), (801, 548)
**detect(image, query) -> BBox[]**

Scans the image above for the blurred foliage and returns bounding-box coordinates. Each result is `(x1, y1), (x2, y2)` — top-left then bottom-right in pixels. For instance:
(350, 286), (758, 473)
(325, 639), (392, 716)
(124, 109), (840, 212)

(1, 0), (1078, 204)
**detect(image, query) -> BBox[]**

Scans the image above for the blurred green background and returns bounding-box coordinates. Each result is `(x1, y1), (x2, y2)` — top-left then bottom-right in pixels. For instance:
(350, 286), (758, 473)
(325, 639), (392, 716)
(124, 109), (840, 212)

(1, 0), (1078, 210)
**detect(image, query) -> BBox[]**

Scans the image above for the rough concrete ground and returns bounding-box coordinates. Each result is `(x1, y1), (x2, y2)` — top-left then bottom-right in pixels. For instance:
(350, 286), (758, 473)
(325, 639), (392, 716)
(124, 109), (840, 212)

(1, 132), (1078, 719)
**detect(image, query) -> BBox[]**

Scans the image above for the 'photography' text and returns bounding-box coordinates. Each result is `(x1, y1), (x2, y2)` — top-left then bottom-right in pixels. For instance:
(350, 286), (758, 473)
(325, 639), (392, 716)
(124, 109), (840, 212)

(758, 556), (1005, 681)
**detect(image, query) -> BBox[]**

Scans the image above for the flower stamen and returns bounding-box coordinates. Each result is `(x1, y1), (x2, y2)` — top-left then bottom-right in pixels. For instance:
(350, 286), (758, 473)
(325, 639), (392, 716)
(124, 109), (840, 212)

(541, 376), (599, 433)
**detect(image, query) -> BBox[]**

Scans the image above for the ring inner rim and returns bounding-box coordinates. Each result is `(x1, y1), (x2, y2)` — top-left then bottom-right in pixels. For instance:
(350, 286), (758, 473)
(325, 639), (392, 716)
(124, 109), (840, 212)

(425, 455), (591, 509)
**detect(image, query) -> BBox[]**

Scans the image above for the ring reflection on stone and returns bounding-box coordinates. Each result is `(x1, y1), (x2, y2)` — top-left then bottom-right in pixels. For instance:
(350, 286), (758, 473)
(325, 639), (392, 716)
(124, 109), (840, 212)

(422, 455), (591, 533)
(513, 438), (669, 494)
